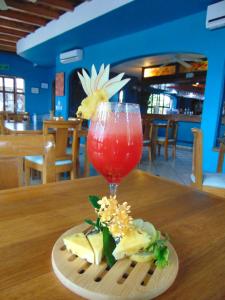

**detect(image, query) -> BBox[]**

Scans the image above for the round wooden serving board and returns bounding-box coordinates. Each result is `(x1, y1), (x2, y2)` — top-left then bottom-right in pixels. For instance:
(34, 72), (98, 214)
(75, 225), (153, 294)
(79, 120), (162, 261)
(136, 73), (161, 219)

(52, 223), (179, 300)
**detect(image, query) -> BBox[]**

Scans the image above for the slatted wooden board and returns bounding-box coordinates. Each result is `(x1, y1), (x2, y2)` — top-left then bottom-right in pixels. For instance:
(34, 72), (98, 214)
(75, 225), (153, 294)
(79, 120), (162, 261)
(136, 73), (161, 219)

(52, 223), (179, 300)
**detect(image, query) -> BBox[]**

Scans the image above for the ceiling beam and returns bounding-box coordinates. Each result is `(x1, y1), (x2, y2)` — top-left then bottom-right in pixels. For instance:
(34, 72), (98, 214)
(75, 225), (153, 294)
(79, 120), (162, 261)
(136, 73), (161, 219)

(0, 11), (47, 26)
(0, 27), (26, 38)
(0, 39), (16, 47)
(0, 44), (16, 52)
(38, 0), (75, 11)
(4, 0), (60, 20)
(0, 33), (18, 42)
(0, 19), (37, 33)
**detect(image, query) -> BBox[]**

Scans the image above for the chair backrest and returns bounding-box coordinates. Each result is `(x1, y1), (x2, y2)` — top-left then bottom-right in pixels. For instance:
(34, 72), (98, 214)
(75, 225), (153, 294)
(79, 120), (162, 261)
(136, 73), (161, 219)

(0, 135), (56, 189)
(43, 119), (82, 161)
(5, 112), (29, 122)
(166, 120), (178, 140)
(0, 114), (5, 135)
(149, 122), (158, 142)
(217, 140), (225, 173)
(191, 128), (203, 189)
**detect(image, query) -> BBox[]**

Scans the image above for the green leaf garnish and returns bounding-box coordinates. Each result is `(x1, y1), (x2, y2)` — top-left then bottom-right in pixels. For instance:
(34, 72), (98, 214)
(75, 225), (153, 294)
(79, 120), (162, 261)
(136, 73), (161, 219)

(88, 195), (101, 210)
(102, 226), (116, 267)
(85, 217), (102, 231)
(155, 246), (169, 268)
(147, 234), (169, 268)
(84, 219), (96, 227)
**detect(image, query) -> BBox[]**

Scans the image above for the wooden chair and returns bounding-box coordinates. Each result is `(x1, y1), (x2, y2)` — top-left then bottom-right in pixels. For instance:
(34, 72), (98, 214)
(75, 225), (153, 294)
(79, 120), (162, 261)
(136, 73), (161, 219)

(155, 120), (178, 160)
(0, 135), (56, 190)
(25, 119), (82, 184)
(72, 128), (89, 177)
(145, 122), (157, 161)
(0, 114), (5, 134)
(191, 128), (225, 198)
(217, 139), (225, 173)
(5, 112), (29, 122)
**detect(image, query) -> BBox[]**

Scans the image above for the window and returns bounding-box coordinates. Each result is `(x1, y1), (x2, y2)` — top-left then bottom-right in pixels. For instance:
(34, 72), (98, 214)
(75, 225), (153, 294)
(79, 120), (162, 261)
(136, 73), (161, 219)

(0, 76), (25, 112)
(147, 93), (171, 114)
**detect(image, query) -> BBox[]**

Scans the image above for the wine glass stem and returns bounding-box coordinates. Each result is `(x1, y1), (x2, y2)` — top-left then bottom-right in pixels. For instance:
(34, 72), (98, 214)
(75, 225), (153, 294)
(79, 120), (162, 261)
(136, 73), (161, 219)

(109, 183), (118, 197)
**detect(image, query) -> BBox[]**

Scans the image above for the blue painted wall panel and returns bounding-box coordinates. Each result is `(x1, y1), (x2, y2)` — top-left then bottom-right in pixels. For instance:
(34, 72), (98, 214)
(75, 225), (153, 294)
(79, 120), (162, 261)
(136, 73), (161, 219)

(177, 122), (201, 146)
(0, 52), (55, 115)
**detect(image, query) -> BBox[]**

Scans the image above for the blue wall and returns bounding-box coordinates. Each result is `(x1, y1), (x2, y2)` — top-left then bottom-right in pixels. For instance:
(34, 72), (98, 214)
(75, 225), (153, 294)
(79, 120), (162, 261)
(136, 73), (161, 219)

(0, 52), (55, 115)
(55, 11), (225, 172)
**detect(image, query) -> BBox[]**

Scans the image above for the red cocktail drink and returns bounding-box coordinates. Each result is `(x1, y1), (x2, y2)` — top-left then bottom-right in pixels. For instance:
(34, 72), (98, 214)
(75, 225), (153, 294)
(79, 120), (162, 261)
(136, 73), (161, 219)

(87, 103), (143, 194)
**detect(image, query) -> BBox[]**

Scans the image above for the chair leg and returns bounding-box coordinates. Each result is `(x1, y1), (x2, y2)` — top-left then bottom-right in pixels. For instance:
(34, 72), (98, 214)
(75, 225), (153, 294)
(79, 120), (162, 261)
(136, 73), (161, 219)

(56, 173), (61, 181)
(158, 144), (161, 156)
(148, 145), (152, 161)
(76, 158), (81, 177)
(70, 166), (77, 180)
(172, 144), (176, 159)
(84, 157), (90, 177)
(164, 144), (168, 160)
(25, 162), (30, 186)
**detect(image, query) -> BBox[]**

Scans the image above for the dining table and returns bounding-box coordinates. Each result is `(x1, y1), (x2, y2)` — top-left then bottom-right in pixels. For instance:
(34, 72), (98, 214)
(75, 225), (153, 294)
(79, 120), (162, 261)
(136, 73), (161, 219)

(4, 120), (43, 134)
(4, 120), (88, 136)
(0, 170), (225, 300)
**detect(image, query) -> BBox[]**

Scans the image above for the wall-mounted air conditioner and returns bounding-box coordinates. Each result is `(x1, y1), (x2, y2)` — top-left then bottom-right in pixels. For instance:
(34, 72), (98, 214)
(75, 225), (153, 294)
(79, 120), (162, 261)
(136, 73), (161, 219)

(60, 49), (83, 64)
(206, 0), (225, 30)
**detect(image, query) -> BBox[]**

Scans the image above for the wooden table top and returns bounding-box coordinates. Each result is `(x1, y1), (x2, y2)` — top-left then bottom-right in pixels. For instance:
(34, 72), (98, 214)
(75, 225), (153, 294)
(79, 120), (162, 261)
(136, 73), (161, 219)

(0, 170), (225, 300)
(4, 121), (88, 137)
(4, 120), (43, 134)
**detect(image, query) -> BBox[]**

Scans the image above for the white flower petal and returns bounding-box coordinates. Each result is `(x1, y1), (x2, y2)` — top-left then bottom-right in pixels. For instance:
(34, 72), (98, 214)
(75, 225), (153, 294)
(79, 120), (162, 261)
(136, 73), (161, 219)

(77, 72), (89, 96)
(82, 69), (92, 95)
(94, 64), (105, 90)
(103, 72), (124, 89)
(97, 64), (110, 89)
(105, 78), (130, 98)
(91, 65), (97, 93)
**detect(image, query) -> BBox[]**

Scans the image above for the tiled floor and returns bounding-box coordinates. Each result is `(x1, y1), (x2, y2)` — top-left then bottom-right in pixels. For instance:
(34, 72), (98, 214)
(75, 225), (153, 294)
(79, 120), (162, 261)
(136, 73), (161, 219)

(31, 145), (193, 186)
(139, 145), (193, 185)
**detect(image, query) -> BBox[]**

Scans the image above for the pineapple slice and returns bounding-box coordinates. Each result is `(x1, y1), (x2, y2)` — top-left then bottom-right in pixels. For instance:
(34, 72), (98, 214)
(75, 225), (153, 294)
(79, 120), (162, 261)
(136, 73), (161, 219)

(112, 229), (151, 260)
(87, 231), (103, 265)
(133, 219), (157, 242)
(63, 232), (94, 264)
(130, 251), (154, 263)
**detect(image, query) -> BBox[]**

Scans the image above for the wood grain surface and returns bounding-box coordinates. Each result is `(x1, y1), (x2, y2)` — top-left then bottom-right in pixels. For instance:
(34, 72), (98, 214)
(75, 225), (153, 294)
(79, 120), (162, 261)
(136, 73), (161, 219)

(0, 170), (225, 300)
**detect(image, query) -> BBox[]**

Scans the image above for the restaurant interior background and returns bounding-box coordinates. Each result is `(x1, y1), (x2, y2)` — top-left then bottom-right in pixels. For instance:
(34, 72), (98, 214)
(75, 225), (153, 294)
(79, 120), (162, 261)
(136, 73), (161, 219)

(0, 0), (225, 173)
(1, 2), (225, 298)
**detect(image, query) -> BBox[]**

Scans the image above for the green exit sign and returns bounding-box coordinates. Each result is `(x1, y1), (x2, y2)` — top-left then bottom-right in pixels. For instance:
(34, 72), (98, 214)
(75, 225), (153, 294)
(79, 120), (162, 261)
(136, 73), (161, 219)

(0, 64), (9, 71)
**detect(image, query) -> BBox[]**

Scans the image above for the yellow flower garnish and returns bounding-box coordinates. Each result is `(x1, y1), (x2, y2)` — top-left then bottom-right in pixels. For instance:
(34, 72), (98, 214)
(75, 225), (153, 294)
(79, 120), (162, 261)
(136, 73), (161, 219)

(97, 196), (134, 238)
(77, 89), (108, 120)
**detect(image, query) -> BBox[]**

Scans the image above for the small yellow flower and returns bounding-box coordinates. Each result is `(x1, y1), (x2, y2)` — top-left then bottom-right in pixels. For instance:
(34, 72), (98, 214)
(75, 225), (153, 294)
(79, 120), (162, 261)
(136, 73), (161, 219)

(98, 196), (118, 223)
(97, 196), (134, 238)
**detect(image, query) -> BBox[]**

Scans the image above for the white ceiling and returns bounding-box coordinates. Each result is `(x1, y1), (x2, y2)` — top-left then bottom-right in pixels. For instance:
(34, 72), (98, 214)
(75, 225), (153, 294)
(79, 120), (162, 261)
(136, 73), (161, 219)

(111, 53), (206, 79)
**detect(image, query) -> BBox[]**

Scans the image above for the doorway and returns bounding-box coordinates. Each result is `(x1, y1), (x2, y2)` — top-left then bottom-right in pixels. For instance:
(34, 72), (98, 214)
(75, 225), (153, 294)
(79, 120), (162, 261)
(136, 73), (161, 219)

(69, 68), (86, 117)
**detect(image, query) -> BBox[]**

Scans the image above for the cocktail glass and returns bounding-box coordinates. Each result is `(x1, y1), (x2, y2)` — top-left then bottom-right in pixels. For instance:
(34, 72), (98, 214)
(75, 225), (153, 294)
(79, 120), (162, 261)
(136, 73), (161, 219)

(87, 102), (143, 197)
